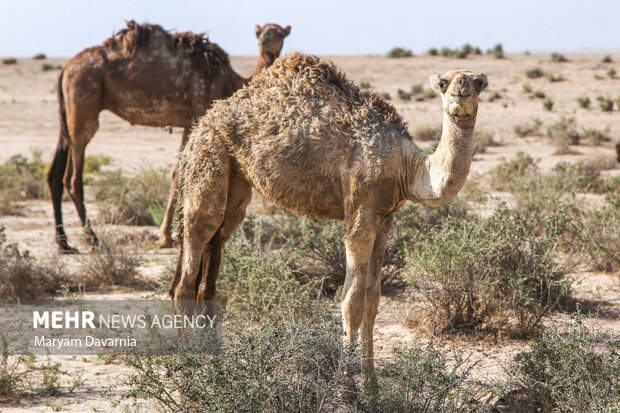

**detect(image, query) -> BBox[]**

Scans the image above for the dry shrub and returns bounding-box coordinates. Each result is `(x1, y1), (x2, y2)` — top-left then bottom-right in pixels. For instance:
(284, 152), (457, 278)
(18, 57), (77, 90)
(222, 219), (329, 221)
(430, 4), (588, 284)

(546, 116), (579, 154)
(77, 232), (144, 288)
(412, 125), (441, 141)
(387, 47), (413, 58)
(0, 226), (67, 299)
(513, 118), (542, 137)
(473, 131), (500, 155)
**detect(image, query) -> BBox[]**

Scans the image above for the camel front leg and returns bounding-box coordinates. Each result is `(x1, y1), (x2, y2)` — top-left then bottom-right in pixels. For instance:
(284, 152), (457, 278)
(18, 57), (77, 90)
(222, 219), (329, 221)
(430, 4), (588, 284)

(341, 211), (379, 381)
(360, 212), (395, 389)
(159, 128), (191, 248)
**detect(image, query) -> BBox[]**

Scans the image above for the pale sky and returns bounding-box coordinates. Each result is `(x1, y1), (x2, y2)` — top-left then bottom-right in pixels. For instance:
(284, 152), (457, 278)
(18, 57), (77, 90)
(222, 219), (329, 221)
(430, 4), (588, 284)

(1, 0), (619, 57)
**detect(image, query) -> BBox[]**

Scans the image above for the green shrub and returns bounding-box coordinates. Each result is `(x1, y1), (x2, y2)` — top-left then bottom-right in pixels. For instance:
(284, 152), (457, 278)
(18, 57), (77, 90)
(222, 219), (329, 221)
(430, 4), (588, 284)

(546, 116), (579, 153)
(489, 43), (504, 59)
(2, 58), (17, 65)
(397, 88), (411, 101)
(526, 68), (544, 78)
(363, 344), (479, 412)
(0, 150), (49, 214)
(490, 152), (538, 191)
(41, 63), (61, 71)
(506, 316), (620, 412)
(576, 96), (591, 108)
(410, 83), (424, 96)
(514, 118), (542, 137)
(549, 161), (605, 193)
(421, 88), (437, 99)
(607, 67), (616, 78)
(522, 83), (532, 93)
(92, 166), (169, 225)
(571, 193), (620, 271)
(440, 47), (453, 57)
(83, 153), (111, 175)
(387, 47), (413, 58)
(219, 226), (319, 322)
(33, 53), (46, 60)
(542, 98), (554, 111)
(472, 46), (482, 55)
(379, 92), (391, 100)
(125, 314), (361, 412)
(597, 96), (614, 111)
(407, 206), (570, 335)
(550, 52), (568, 62)
(488, 91), (501, 102)
(427, 47), (438, 56)
(602, 55), (612, 63)
(533, 90), (545, 99)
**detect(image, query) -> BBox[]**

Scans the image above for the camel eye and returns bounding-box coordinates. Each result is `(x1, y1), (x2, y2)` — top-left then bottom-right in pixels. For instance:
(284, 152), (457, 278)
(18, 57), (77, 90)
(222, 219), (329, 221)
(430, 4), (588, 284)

(474, 79), (484, 89)
(438, 80), (447, 89)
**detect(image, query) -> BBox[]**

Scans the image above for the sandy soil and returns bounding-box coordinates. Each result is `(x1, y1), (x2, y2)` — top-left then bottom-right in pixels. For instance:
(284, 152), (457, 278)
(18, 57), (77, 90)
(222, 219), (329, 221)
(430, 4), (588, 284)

(0, 53), (619, 411)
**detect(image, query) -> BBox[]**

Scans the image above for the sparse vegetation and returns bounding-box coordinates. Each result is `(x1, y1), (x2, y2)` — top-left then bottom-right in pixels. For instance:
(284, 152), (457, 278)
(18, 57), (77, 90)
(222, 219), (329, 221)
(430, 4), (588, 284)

(488, 91), (501, 102)
(0, 149), (49, 214)
(397, 88), (411, 101)
(407, 205), (570, 336)
(473, 131), (499, 154)
(550, 52), (568, 62)
(607, 67), (616, 79)
(506, 316), (620, 412)
(92, 166), (169, 225)
(0, 226), (67, 299)
(488, 43), (504, 59)
(526, 68), (544, 78)
(413, 125), (441, 141)
(42, 63), (61, 71)
(546, 116), (579, 153)
(379, 91), (391, 100)
(33, 53), (46, 60)
(427, 47), (438, 56)
(602, 55), (612, 63)
(576, 96), (590, 108)
(542, 98), (554, 111)
(522, 83), (532, 93)
(2, 58), (17, 65)
(387, 47), (413, 58)
(514, 118), (542, 137)
(597, 96), (614, 111)
(532, 90), (545, 99)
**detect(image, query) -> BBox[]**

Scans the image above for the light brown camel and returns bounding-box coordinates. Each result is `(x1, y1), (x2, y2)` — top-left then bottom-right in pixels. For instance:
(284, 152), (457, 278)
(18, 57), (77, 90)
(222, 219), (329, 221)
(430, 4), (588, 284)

(171, 53), (487, 386)
(46, 21), (290, 252)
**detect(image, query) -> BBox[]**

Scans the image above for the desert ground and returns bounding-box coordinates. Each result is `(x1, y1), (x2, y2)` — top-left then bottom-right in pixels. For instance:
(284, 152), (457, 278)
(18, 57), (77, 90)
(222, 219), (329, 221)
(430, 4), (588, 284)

(0, 52), (619, 411)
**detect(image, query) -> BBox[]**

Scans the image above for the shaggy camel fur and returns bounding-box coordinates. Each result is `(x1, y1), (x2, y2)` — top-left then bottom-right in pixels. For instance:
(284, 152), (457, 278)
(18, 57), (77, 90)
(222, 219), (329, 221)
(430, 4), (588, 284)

(171, 53), (487, 385)
(46, 21), (290, 252)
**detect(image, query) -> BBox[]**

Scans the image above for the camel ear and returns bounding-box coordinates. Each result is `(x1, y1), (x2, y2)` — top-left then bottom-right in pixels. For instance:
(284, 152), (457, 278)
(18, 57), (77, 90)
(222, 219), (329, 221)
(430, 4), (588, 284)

(255, 25), (262, 38)
(283, 25), (291, 37)
(473, 74), (488, 92)
(429, 74), (442, 94)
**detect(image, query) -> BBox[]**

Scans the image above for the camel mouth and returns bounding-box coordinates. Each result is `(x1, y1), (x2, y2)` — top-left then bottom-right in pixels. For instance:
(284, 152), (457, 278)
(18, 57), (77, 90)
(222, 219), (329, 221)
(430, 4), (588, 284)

(451, 93), (472, 102)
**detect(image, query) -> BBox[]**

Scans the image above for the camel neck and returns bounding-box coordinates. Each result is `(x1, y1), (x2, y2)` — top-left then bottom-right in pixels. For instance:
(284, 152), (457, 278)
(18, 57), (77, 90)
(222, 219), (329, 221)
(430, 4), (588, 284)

(252, 52), (278, 78)
(404, 110), (476, 206)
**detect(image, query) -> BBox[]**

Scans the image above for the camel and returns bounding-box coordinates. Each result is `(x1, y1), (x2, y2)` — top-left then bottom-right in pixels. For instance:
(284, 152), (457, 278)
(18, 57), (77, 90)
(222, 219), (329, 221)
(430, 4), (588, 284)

(170, 53), (487, 386)
(46, 21), (291, 253)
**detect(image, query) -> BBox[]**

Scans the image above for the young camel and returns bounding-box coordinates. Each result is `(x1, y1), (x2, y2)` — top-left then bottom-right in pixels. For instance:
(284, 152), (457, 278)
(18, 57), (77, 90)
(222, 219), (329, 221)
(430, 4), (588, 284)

(46, 21), (290, 253)
(171, 53), (487, 385)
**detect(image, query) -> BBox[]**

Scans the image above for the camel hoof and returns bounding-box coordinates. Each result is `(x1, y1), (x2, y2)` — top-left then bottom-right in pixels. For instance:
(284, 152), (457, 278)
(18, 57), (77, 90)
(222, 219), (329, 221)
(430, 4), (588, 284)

(158, 237), (173, 248)
(58, 244), (79, 255)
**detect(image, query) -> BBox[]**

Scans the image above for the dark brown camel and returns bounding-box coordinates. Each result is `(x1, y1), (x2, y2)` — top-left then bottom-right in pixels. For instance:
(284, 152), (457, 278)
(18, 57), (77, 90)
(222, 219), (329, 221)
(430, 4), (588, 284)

(47, 21), (291, 252)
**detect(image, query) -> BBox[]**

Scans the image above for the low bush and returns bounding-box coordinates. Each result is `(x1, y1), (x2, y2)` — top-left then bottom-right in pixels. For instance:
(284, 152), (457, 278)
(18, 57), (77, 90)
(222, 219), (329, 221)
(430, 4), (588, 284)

(542, 98), (554, 112)
(92, 166), (169, 225)
(407, 206), (570, 336)
(602, 55), (612, 63)
(77, 232), (143, 288)
(2, 58), (17, 65)
(473, 131), (499, 154)
(427, 47), (438, 56)
(387, 47), (413, 58)
(506, 316), (620, 412)
(514, 118), (542, 137)
(526, 68), (544, 79)
(488, 43), (504, 59)
(597, 96), (614, 111)
(0, 226), (67, 299)
(576, 96), (590, 108)
(33, 53), (46, 60)
(413, 125), (442, 141)
(489, 152), (538, 191)
(0, 150), (49, 214)
(546, 116), (579, 153)
(532, 90), (545, 99)
(607, 67), (616, 79)
(550, 53), (568, 63)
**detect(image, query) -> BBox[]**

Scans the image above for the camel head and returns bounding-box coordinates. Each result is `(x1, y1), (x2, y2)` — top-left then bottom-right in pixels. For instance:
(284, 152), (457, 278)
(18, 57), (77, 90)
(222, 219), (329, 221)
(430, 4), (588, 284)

(430, 70), (487, 119)
(255, 23), (291, 57)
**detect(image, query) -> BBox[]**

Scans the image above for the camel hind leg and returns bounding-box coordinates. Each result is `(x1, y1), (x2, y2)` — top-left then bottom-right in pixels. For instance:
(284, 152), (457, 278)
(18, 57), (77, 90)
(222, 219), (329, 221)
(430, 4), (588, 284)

(196, 174), (252, 301)
(158, 127), (191, 248)
(173, 143), (231, 316)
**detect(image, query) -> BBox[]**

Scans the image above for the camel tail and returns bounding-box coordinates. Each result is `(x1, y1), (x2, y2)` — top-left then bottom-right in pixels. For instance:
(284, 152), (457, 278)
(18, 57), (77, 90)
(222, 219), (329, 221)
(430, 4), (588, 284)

(47, 69), (71, 247)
